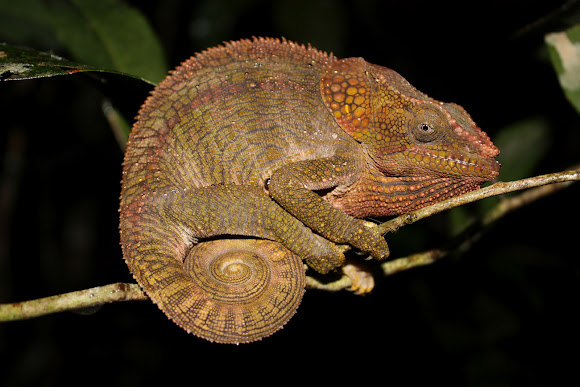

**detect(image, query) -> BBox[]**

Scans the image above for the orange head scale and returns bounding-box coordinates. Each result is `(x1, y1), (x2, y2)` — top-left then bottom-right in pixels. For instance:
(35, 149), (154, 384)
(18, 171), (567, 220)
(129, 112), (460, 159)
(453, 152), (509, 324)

(321, 58), (500, 184)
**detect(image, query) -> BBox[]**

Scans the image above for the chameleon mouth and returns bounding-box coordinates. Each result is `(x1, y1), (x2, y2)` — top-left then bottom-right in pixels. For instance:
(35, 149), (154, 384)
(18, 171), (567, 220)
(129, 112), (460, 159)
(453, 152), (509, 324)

(411, 149), (501, 180)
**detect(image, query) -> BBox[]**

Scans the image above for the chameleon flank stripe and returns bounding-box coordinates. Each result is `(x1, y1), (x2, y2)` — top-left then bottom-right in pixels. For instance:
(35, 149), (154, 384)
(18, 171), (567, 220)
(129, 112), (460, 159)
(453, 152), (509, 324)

(119, 37), (500, 344)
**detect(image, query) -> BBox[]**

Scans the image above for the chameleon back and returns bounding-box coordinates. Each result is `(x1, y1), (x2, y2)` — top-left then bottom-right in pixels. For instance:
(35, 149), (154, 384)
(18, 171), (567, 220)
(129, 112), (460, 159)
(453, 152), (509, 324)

(121, 38), (358, 204)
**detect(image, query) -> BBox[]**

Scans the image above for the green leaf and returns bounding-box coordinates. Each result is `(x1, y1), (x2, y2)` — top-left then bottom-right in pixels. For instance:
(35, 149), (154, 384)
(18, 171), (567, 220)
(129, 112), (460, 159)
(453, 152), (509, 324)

(0, 42), (155, 85)
(494, 117), (552, 182)
(0, 0), (167, 84)
(51, 0), (167, 84)
(545, 25), (580, 114)
(447, 117), (551, 234)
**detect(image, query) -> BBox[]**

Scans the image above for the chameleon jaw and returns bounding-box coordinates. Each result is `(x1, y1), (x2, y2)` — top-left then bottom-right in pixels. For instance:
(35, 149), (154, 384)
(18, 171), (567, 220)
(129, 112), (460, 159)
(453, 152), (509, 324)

(403, 147), (501, 181)
(403, 149), (500, 181)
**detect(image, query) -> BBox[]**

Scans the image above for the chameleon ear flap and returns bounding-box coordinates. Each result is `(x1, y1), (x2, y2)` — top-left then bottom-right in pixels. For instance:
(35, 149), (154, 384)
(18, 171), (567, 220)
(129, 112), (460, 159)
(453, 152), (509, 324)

(320, 58), (373, 142)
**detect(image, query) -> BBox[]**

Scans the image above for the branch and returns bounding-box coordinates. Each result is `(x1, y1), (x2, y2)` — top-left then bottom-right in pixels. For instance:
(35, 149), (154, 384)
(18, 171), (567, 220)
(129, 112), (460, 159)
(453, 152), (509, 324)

(376, 168), (580, 235)
(1, 168), (579, 320)
(307, 167), (580, 290)
(0, 283), (146, 321)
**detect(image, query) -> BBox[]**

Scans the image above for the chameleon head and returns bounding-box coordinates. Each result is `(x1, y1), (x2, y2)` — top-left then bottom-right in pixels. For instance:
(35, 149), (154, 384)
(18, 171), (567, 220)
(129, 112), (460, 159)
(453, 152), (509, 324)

(321, 58), (500, 184)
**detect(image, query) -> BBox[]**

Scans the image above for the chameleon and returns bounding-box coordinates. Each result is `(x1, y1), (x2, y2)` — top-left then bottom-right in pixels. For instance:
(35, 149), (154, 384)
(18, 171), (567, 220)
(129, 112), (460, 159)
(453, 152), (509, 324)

(119, 37), (500, 344)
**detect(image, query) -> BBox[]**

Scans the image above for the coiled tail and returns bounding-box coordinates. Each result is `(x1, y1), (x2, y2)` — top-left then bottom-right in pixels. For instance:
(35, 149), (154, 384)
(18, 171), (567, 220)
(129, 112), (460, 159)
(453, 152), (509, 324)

(121, 204), (305, 344)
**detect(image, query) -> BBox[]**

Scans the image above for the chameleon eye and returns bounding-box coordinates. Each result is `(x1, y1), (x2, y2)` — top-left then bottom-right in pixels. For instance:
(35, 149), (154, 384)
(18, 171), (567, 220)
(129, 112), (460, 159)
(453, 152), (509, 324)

(413, 123), (439, 142)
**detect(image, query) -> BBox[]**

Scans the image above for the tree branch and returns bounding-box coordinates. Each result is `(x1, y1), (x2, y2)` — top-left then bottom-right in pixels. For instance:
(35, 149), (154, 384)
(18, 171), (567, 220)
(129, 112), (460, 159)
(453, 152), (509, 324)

(1, 168), (578, 321)
(379, 175), (576, 276)
(306, 167), (580, 289)
(0, 283), (146, 321)
(376, 168), (580, 235)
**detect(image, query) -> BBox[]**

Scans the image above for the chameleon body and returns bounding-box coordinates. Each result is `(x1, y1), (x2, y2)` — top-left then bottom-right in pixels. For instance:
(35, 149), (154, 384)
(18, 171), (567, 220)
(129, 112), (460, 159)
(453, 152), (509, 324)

(119, 37), (500, 344)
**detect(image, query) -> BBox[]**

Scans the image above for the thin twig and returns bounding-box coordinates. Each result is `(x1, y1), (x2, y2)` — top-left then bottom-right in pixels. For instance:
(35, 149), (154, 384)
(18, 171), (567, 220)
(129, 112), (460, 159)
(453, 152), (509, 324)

(306, 275), (353, 292)
(311, 168), (580, 289)
(0, 283), (146, 321)
(378, 168), (579, 276)
(376, 169), (580, 235)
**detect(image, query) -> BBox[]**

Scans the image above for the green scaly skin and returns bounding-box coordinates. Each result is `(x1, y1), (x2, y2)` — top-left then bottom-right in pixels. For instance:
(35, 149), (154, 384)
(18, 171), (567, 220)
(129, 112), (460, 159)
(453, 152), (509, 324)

(119, 37), (500, 343)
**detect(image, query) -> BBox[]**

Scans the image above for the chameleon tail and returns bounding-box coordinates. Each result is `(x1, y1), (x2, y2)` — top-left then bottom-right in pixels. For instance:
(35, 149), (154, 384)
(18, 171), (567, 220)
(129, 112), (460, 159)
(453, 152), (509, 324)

(120, 199), (305, 344)
(181, 238), (305, 343)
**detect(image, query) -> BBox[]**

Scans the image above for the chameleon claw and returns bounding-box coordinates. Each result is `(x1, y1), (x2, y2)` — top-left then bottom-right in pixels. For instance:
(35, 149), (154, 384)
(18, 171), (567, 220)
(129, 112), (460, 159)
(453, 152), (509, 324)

(342, 260), (375, 295)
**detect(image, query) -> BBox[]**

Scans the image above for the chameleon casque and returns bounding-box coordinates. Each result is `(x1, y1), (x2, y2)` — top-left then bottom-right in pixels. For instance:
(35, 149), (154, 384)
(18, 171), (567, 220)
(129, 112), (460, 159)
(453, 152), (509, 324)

(119, 37), (500, 344)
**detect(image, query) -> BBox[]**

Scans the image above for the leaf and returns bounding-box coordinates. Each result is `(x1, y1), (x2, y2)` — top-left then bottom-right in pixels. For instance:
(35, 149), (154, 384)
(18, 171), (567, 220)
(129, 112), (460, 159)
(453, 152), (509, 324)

(447, 117), (551, 234)
(51, 0), (167, 84)
(545, 25), (580, 114)
(0, 0), (167, 84)
(494, 117), (552, 182)
(0, 42), (155, 85)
